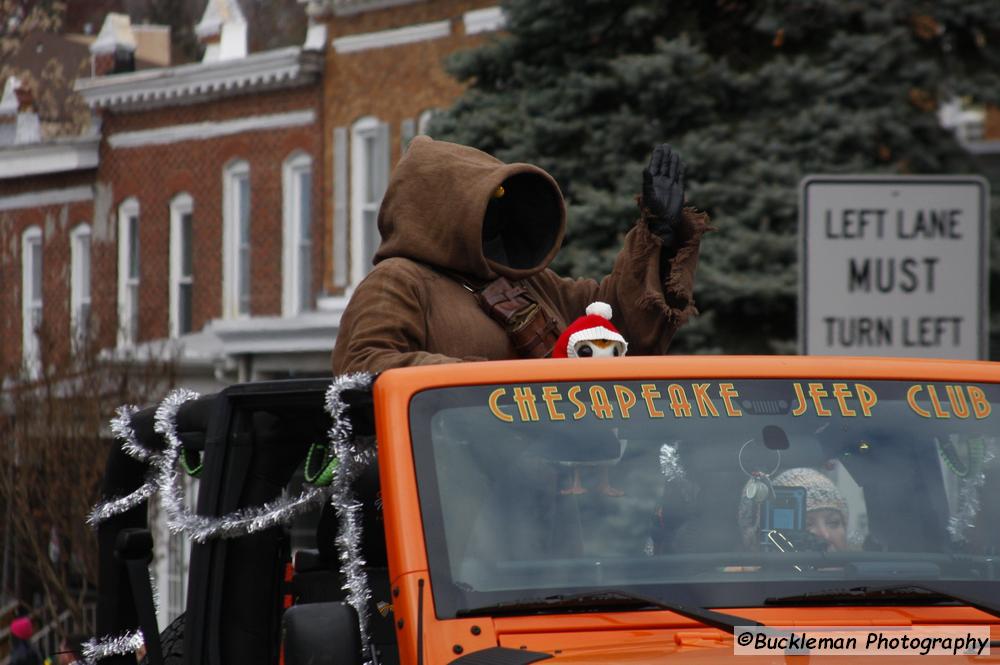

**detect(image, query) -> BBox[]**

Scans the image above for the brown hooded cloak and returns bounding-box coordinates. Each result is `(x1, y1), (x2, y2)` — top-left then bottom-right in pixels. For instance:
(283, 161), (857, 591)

(331, 137), (710, 374)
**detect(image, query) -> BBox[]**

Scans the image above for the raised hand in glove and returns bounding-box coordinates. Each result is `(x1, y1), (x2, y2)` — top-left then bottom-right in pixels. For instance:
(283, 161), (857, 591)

(641, 144), (686, 250)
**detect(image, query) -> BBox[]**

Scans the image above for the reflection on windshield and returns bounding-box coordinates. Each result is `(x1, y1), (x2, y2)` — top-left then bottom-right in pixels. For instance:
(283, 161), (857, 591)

(410, 380), (999, 616)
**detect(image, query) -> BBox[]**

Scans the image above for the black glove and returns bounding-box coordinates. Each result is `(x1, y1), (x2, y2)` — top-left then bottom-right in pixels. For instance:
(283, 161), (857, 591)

(641, 144), (686, 248)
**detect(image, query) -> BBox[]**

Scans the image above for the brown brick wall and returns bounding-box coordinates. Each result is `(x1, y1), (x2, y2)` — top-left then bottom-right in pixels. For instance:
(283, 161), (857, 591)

(0, 169), (95, 197)
(320, 0), (499, 292)
(96, 81), (324, 344)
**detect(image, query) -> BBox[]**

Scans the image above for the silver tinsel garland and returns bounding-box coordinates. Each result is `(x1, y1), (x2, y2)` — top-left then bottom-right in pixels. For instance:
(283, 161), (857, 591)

(152, 387), (200, 533)
(87, 405), (163, 526)
(947, 438), (997, 542)
(325, 372), (376, 663)
(185, 485), (332, 543)
(86, 473), (159, 527)
(82, 629), (144, 664)
(659, 441), (684, 481)
(151, 387), (334, 542)
(112, 404), (152, 462)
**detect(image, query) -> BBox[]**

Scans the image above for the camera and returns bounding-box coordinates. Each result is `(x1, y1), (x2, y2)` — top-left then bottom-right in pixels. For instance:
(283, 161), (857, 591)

(759, 486), (806, 550)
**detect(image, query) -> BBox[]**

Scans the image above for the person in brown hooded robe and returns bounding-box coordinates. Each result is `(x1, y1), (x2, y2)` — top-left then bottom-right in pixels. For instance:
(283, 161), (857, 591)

(331, 137), (710, 374)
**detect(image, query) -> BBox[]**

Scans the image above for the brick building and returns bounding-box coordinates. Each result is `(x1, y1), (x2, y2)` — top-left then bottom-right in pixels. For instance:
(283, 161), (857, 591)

(1, 0), (507, 628)
(75, 5), (326, 387)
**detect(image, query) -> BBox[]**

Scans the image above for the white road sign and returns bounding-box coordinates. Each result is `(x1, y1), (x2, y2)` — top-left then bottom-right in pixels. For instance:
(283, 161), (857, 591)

(799, 175), (989, 359)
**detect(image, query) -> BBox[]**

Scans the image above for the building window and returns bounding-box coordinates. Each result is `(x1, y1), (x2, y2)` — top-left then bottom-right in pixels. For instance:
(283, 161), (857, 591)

(417, 108), (435, 136)
(70, 224), (92, 350)
(282, 153), (313, 316)
(350, 117), (389, 287)
(117, 198), (140, 347)
(170, 194), (194, 337)
(223, 161), (251, 318)
(21, 226), (42, 376)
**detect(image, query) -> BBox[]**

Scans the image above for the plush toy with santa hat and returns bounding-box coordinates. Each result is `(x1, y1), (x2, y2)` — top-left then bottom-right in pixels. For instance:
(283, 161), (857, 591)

(552, 301), (628, 359)
(553, 301), (628, 496)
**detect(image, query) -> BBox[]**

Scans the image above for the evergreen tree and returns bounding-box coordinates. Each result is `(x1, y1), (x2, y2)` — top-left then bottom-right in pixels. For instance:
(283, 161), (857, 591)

(432, 0), (1000, 355)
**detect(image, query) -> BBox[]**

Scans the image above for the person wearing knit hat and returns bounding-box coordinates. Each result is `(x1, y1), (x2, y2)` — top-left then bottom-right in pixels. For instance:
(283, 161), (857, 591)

(552, 302), (628, 359)
(8, 616), (42, 665)
(738, 467), (849, 552)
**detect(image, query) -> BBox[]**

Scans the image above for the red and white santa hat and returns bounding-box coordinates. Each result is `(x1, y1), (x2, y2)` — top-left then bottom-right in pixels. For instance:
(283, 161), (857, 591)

(552, 302), (628, 358)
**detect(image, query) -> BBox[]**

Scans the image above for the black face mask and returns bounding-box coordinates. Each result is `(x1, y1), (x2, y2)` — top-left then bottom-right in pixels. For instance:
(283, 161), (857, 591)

(480, 174), (562, 271)
(482, 198), (508, 264)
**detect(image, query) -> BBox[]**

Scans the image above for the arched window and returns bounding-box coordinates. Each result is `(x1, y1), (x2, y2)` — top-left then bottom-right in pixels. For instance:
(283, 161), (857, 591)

(223, 161), (251, 318)
(282, 152), (313, 315)
(21, 225), (42, 376)
(170, 193), (194, 336)
(350, 116), (389, 287)
(117, 197), (140, 347)
(70, 223), (92, 350)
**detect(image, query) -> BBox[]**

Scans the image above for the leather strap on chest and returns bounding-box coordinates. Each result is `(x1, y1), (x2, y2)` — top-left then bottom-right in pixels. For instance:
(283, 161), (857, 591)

(474, 276), (560, 359)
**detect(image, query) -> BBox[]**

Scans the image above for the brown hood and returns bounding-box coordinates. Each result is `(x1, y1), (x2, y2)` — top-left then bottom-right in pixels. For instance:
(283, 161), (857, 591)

(374, 136), (566, 281)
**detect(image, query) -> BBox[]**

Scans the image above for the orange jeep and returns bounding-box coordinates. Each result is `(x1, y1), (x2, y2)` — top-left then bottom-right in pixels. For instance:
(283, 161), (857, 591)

(94, 356), (1000, 664)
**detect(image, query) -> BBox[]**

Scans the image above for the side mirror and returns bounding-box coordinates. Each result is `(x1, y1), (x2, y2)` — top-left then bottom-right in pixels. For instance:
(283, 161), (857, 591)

(283, 602), (363, 665)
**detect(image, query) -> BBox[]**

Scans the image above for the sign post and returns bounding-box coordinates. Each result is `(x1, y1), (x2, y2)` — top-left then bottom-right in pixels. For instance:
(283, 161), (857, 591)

(799, 175), (989, 359)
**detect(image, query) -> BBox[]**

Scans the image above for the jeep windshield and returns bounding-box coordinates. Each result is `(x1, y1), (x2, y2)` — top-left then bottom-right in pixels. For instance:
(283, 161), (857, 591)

(409, 379), (1000, 618)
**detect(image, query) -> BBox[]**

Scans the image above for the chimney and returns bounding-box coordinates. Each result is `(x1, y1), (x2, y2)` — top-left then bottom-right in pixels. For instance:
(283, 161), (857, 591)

(196, 0), (247, 63)
(14, 84), (41, 144)
(90, 13), (137, 76)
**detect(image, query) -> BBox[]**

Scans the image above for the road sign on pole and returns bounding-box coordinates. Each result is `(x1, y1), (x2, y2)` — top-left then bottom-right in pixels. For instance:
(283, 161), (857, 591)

(799, 175), (989, 359)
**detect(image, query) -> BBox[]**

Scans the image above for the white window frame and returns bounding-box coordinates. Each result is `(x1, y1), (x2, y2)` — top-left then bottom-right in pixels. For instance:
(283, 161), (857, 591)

(69, 223), (92, 351)
(222, 161), (251, 319)
(417, 108), (435, 136)
(282, 152), (313, 316)
(170, 194), (194, 337)
(21, 226), (42, 377)
(350, 116), (389, 288)
(117, 198), (140, 348)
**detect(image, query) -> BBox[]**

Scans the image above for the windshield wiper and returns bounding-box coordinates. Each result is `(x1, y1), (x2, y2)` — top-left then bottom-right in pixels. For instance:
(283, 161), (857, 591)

(455, 588), (762, 633)
(765, 583), (1000, 620)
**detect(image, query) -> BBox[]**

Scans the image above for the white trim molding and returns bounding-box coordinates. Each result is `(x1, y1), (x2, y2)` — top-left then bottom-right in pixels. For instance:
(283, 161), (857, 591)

(170, 193), (195, 338)
(329, 0), (423, 17)
(75, 46), (321, 111)
(282, 152), (314, 317)
(333, 20), (450, 54)
(21, 225), (43, 378)
(109, 110), (316, 150)
(350, 116), (389, 288)
(70, 223), (93, 350)
(463, 7), (506, 35)
(222, 160), (251, 319)
(208, 311), (342, 355)
(303, 23), (328, 51)
(117, 198), (141, 348)
(0, 138), (100, 180)
(0, 186), (93, 212)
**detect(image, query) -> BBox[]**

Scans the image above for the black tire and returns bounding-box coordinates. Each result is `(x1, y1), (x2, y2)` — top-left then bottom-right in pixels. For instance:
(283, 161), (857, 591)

(139, 613), (185, 665)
